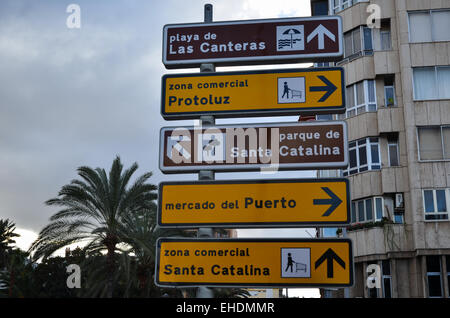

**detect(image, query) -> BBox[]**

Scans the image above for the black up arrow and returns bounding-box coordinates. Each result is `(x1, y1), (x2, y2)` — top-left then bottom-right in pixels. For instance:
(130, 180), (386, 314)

(314, 248), (346, 278)
(309, 75), (337, 102)
(313, 187), (342, 216)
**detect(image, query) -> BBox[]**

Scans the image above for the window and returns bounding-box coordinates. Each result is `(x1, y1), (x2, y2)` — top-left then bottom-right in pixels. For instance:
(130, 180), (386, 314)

(446, 256), (450, 295)
(351, 197), (384, 224)
(380, 31), (391, 50)
(409, 10), (450, 43)
(384, 76), (396, 107)
(351, 201), (357, 223)
(375, 197), (384, 221)
(331, 0), (366, 14)
(314, 62), (331, 68)
(312, 0), (328, 16)
(388, 137), (399, 167)
(426, 256), (443, 297)
(338, 80), (377, 119)
(366, 261), (392, 298)
(384, 86), (395, 106)
(413, 66), (450, 100)
(372, 19), (392, 51)
(322, 227), (339, 237)
(394, 212), (404, 224)
(417, 126), (450, 161)
(341, 26), (373, 62)
(422, 189), (449, 220)
(344, 137), (380, 176)
(382, 260), (392, 298)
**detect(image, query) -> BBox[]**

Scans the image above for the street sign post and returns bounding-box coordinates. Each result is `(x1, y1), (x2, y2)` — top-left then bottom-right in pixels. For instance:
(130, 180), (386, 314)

(161, 67), (345, 119)
(159, 121), (348, 173)
(158, 178), (350, 228)
(155, 238), (353, 288)
(162, 16), (343, 68)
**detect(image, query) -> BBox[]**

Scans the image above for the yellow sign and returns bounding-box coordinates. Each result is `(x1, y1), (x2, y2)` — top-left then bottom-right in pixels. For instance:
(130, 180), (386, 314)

(155, 238), (353, 287)
(158, 179), (349, 227)
(161, 67), (345, 119)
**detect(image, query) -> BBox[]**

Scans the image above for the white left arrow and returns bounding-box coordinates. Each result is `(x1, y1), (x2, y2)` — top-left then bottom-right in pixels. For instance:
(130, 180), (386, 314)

(306, 24), (336, 50)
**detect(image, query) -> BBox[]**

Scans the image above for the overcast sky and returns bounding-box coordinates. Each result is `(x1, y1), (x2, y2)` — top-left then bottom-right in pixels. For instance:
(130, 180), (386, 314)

(0, 0), (320, 248)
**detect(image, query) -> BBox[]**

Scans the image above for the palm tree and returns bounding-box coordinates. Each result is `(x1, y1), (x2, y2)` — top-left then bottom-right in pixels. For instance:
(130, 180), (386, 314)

(118, 206), (194, 297)
(29, 156), (157, 297)
(0, 219), (20, 268)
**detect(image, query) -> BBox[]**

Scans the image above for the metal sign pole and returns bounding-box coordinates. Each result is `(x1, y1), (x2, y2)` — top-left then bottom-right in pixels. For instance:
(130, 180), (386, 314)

(196, 3), (215, 299)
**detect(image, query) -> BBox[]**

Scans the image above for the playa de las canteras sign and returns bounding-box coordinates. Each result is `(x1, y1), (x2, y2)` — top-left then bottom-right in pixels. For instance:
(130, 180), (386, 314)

(159, 121), (348, 173)
(157, 178), (350, 228)
(161, 67), (345, 120)
(162, 16), (343, 68)
(155, 238), (353, 288)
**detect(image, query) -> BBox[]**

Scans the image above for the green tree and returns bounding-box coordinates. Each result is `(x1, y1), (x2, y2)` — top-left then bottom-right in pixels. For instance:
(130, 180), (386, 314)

(29, 156), (157, 298)
(118, 207), (195, 297)
(0, 219), (20, 268)
(0, 249), (34, 298)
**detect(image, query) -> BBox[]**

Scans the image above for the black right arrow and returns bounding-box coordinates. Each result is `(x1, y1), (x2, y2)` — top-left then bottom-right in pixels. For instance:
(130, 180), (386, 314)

(313, 187), (343, 217)
(309, 75), (337, 102)
(314, 248), (346, 278)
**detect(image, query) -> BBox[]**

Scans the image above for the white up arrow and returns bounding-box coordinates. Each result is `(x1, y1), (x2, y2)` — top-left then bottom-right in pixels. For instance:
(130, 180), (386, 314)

(306, 24), (336, 50)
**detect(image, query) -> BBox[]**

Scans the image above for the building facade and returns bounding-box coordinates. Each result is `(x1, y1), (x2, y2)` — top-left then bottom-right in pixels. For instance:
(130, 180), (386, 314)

(312, 0), (450, 298)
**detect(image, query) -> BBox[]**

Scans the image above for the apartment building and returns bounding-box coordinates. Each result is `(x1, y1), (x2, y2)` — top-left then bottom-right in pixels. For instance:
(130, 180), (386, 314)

(312, 0), (450, 298)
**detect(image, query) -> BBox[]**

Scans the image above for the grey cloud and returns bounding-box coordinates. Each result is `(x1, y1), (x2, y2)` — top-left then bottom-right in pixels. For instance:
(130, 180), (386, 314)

(0, 0), (314, 235)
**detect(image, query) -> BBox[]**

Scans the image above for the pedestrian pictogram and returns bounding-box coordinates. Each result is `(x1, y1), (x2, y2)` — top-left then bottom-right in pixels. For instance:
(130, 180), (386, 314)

(278, 77), (305, 103)
(281, 248), (310, 278)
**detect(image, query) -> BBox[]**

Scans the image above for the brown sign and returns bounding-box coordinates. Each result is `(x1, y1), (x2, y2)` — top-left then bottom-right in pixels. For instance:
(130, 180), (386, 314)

(162, 16), (343, 69)
(159, 121), (348, 173)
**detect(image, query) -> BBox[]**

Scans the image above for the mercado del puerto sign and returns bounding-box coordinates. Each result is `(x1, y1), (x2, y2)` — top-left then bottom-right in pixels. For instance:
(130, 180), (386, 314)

(158, 178), (350, 228)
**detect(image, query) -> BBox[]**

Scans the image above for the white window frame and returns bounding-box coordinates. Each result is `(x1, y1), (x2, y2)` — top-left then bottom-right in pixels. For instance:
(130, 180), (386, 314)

(345, 137), (380, 176)
(339, 80), (377, 119)
(374, 196), (384, 221)
(330, 0), (368, 14)
(408, 9), (450, 43)
(340, 26), (373, 64)
(351, 196), (384, 224)
(422, 188), (450, 221)
(384, 85), (396, 107)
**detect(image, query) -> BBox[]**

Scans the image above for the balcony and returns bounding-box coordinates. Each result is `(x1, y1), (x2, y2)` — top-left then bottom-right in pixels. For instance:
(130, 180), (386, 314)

(346, 111), (378, 141)
(374, 50), (400, 75)
(377, 106), (404, 134)
(381, 166), (409, 193)
(349, 170), (382, 200)
(341, 54), (375, 86)
(348, 223), (410, 258)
